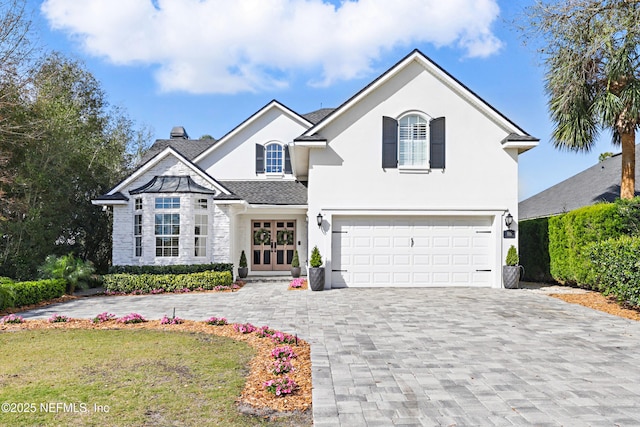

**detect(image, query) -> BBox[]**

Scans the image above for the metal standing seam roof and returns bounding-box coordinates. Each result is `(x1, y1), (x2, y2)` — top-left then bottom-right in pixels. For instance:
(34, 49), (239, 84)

(129, 176), (217, 194)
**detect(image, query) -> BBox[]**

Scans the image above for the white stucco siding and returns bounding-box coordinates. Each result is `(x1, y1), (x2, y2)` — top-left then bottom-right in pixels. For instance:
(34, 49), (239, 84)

(306, 61), (521, 288)
(197, 107), (309, 180)
(307, 61), (518, 211)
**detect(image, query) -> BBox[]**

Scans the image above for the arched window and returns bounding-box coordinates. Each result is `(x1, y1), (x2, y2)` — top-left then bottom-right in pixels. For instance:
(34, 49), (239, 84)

(265, 143), (283, 173)
(398, 114), (428, 167)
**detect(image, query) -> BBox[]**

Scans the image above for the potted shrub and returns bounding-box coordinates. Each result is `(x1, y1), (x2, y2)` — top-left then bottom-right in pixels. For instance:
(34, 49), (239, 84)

(502, 245), (521, 289)
(308, 246), (324, 291)
(290, 249), (301, 278)
(238, 250), (248, 279)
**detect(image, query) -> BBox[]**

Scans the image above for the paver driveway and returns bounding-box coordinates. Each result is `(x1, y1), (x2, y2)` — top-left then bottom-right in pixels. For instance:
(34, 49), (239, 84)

(20, 282), (640, 426)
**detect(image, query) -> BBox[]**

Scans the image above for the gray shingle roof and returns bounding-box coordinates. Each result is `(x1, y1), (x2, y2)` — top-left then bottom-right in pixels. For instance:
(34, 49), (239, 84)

(141, 138), (216, 163)
(219, 180), (307, 205)
(302, 108), (335, 124)
(519, 146), (640, 220)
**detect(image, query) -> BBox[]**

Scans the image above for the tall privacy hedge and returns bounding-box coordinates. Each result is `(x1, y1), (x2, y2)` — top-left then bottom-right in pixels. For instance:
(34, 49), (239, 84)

(519, 218), (552, 282)
(588, 235), (640, 305)
(548, 203), (624, 288)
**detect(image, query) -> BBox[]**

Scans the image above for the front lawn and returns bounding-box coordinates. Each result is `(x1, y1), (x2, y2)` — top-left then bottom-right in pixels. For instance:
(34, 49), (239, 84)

(0, 328), (300, 426)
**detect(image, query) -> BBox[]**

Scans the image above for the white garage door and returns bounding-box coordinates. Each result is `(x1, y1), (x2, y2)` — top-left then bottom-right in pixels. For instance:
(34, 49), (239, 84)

(331, 216), (493, 287)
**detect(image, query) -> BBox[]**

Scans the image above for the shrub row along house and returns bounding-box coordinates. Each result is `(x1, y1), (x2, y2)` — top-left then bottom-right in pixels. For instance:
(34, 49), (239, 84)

(93, 50), (538, 289)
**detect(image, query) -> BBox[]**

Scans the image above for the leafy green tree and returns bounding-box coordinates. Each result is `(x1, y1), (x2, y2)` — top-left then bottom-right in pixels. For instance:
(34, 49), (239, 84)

(0, 54), (149, 279)
(524, 0), (640, 199)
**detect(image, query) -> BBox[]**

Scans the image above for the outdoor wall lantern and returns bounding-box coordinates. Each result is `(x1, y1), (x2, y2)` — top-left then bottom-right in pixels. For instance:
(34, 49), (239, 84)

(504, 212), (515, 239)
(316, 213), (323, 228)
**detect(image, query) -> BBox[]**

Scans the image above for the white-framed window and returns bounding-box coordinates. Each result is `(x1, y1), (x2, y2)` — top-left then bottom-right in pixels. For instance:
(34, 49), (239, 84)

(265, 143), (283, 174)
(398, 114), (428, 168)
(195, 198), (208, 210)
(194, 214), (208, 257)
(155, 197), (180, 209)
(155, 213), (180, 257)
(134, 214), (142, 257)
(133, 198), (143, 257)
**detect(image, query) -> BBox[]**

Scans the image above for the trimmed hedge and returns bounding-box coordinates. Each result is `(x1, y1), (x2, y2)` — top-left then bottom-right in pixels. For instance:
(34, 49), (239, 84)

(588, 235), (640, 306)
(548, 203), (625, 288)
(0, 279), (67, 311)
(103, 270), (233, 294)
(108, 263), (233, 275)
(519, 218), (552, 282)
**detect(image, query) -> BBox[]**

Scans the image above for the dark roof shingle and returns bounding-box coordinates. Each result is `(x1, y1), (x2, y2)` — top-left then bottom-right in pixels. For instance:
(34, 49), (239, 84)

(141, 138), (216, 164)
(219, 180), (307, 205)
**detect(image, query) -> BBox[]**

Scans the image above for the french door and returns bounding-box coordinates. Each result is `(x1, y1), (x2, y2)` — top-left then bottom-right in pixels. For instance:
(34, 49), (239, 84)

(251, 220), (296, 271)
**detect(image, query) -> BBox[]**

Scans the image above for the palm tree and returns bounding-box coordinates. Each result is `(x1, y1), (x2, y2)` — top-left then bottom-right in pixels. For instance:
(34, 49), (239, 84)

(529, 1), (640, 199)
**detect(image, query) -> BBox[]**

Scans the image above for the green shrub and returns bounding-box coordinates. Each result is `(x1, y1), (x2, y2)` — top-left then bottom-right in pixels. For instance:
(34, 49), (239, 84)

(309, 246), (322, 268)
(291, 250), (300, 268)
(505, 245), (519, 266)
(548, 203), (624, 288)
(103, 271), (233, 294)
(39, 254), (94, 294)
(108, 263), (233, 275)
(588, 235), (640, 305)
(0, 279), (66, 311)
(519, 218), (552, 282)
(239, 251), (247, 268)
(0, 277), (14, 285)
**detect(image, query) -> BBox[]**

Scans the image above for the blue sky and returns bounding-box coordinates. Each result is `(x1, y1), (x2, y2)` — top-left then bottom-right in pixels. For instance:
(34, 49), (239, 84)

(30, 0), (624, 201)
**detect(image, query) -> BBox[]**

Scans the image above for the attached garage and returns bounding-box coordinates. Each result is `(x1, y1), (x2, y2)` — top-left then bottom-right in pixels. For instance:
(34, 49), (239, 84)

(331, 216), (495, 287)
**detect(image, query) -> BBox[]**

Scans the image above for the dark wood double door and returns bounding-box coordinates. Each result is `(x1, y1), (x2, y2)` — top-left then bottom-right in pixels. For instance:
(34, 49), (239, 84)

(251, 220), (296, 271)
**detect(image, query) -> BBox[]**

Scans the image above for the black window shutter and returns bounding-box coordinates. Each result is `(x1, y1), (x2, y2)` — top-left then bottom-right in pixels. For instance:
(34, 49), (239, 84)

(430, 117), (445, 169)
(382, 116), (398, 169)
(284, 145), (292, 174)
(255, 144), (265, 174)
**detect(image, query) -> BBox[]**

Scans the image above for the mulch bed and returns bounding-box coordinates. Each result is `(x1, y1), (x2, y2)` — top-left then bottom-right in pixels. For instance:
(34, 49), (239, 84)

(551, 291), (640, 321)
(0, 319), (312, 418)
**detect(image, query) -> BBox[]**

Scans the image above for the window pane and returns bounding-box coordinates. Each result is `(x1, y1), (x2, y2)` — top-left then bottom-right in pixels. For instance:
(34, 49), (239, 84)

(399, 115), (428, 167)
(155, 197), (180, 209)
(265, 144), (283, 173)
(196, 198), (207, 209)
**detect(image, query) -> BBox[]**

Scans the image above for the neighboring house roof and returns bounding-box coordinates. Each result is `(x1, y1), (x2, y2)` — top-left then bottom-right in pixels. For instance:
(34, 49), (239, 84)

(129, 176), (217, 195)
(519, 146), (640, 220)
(219, 180), (308, 205)
(141, 138), (215, 164)
(302, 108), (335, 124)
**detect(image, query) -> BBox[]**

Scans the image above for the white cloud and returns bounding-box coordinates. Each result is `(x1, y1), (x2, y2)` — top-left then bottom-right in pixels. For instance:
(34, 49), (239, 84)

(41, 0), (503, 94)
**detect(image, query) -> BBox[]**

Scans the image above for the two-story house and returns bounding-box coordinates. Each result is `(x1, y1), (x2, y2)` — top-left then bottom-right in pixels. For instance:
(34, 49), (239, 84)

(93, 49), (538, 289)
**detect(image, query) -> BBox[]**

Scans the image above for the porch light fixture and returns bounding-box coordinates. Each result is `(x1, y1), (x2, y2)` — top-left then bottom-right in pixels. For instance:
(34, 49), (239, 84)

(316, 213), (323, 228)
(505, 212), (514, 230)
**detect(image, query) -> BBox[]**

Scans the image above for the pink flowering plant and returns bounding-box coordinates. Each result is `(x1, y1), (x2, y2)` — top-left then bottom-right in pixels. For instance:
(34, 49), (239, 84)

(263, 376), (297, 396)
(160, 314), (184, 325)
(271, 331), (297, 345)
(92, 312), (116, 323)
(233, 322), (257, 334)
(205, 316), (228, 326)
(47, 313), (69, 323)
(117, 313), (146, 324)
(0, 314), (24, 324)
(288, 278), (306, 289)
(256, 325), (276, 338)
(271, 346), (297, 360)
(272, 359), (295, 375)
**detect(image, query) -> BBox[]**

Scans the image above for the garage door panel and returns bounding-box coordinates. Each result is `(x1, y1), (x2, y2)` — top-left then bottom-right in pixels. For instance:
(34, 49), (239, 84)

(332, 216), (493, 287)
